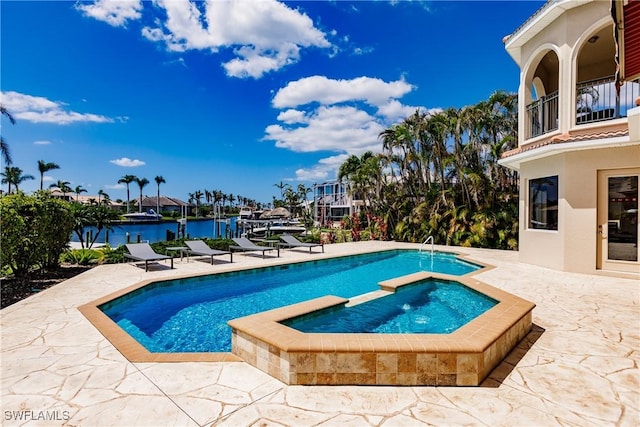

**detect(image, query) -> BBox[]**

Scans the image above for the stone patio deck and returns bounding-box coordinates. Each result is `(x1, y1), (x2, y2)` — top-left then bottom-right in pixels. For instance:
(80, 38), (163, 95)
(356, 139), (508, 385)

(1, 241), (638, 426)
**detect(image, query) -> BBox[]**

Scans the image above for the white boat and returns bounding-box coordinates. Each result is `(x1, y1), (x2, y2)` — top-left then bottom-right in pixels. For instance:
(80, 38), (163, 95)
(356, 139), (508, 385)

(123, 209), (163, 221)
(238, 207), (254, 219)
(237, 219), (305, 237)
(251, 224), (306, 237)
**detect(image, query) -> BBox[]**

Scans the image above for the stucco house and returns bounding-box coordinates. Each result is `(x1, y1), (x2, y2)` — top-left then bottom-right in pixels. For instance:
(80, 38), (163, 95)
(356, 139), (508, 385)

(137, 196), (191, 216)
(499, 0), (639, 277)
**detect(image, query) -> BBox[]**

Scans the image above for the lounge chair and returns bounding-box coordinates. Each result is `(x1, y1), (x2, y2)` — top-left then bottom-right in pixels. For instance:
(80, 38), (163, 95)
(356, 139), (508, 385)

(230, 237), (279, 258)
(185, 240), (233, 264)
(279, 234), (324, 253)
(124, 243), (173, 272)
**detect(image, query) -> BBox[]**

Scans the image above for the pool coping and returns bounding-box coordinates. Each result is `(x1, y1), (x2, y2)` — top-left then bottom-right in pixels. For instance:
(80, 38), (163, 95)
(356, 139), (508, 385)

(77, 249), (497, 364)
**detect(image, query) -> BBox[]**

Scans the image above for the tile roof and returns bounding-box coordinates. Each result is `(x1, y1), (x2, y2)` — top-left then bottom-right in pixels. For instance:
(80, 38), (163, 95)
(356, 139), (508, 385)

(502, 127), (630, 158)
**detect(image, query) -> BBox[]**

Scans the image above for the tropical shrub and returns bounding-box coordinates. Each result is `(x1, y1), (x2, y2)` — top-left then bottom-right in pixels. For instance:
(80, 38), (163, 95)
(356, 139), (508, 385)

(100, 245), (127, 264)
(0, 192), (74, 275)
(61, 249), (102, 265)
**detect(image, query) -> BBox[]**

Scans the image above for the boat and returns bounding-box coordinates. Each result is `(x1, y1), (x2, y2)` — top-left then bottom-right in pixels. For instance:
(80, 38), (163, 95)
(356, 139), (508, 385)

(122, 209), (163, 221)
(237, 219), (306, 238)
(238, 206), (254, 220)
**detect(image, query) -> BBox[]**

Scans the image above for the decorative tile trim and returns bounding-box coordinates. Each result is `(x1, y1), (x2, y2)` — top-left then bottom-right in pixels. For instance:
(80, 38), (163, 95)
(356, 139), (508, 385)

(229, 272), (535, 386)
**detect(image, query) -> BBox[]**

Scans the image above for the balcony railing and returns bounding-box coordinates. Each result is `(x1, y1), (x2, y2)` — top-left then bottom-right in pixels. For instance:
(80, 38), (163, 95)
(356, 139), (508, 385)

(576, 75), (640, 125)
(525, 77), (640, 139)
(526, 90), (559, 139)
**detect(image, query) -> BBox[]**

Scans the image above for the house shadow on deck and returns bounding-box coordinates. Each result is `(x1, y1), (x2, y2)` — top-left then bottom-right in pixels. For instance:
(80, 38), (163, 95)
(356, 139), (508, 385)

(480, 323), (546, 388)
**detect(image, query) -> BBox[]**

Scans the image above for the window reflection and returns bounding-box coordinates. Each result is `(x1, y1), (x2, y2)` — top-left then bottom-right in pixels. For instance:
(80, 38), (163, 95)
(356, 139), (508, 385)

(608, 176), (638, 262)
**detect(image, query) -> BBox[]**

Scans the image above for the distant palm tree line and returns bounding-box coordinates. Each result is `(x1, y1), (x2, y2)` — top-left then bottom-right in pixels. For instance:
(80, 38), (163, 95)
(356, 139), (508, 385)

(0, 160), (277, 216)
(338, 90), (520, 249)
(188, 189), (266, 218)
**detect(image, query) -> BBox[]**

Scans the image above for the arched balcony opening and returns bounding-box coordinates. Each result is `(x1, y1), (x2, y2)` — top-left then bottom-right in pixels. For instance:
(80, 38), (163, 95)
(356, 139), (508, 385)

(576, 25), (639, 125)
(525, 50), (559, 139)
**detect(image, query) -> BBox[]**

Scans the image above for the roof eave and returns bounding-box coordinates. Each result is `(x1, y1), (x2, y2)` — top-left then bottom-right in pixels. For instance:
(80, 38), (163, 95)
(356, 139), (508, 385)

(504, 0), (591, 65)
(498, 135), (635, 171)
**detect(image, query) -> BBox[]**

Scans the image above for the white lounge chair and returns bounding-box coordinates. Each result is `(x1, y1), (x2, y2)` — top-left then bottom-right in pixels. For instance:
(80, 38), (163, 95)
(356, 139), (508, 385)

(185, 240), (233, 264)
(230, 237), (279, 258)
(279, 234), (324, 253)
(124, 243), (173, 272)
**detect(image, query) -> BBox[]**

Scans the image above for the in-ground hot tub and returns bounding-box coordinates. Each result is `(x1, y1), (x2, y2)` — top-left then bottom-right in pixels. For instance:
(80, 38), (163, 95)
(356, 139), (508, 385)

(229, 271), (535, 386)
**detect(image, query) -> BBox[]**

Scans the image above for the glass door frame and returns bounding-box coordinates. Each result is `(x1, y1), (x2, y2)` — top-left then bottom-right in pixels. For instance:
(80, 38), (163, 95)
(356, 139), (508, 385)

(597, 168), (640, 274)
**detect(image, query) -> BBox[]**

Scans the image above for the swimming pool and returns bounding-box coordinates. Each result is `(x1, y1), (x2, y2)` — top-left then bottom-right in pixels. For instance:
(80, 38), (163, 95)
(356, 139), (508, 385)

(282, 279), (498, 334)
(99, 250), (481, 353)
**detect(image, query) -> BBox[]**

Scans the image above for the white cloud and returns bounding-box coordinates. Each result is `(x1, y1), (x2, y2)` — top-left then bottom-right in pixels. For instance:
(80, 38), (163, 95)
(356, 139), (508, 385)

(223, 43), (301, 79)
(105, 183), (126, 190)
(264, 75), (423, 180)
(33, 140), (52, 145)
(1, 91), (114, 125)
(277, 109), (307, 124)
(110, 157), (145, 167)
(42, 175), (55, 183)
(75, 0), (142, 27)
(272, 75), (414, 109)
(295, 154), (349, 181)
(140, 0), (331, 78)
(265, 105), (384, 153)
(376, 100), (439, 122)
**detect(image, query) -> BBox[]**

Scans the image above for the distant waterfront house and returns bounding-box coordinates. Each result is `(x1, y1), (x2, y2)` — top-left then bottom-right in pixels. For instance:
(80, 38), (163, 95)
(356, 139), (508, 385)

(312, 180), (363, 225)
(49, 189), (124, 210)
(499, 0), (640, 276)
(136, 196), (191, 216)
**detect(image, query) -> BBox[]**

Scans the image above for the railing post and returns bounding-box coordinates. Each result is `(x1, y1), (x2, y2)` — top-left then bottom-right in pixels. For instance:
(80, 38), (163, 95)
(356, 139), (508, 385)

(538, 97), (545, 134)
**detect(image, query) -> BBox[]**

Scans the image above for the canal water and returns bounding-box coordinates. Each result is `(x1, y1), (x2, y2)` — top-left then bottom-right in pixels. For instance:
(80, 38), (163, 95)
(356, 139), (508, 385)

(71, 217), (239, 247)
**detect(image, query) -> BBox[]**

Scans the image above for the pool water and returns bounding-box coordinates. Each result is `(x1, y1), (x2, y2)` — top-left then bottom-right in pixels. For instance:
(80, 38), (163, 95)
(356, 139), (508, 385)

(282, 279), (497, 334)
(100, 250), (481, 352)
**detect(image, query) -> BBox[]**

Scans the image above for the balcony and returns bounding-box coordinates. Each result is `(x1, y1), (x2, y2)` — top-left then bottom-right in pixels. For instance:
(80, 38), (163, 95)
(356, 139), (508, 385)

(525, 77), (640, 140)
(526, 91), (559, 139)
(576, 75), (640, 125)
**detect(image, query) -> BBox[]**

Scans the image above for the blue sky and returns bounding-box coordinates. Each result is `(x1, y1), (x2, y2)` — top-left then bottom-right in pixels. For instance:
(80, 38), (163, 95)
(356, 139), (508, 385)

(1, 0), (543, 204)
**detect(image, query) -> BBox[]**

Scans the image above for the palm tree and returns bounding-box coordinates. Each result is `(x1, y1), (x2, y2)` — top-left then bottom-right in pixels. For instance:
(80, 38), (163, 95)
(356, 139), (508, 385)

(100, 191), (111, 206)
(37, 160), (60, 190)
(1, 105), (16, 165)
(189, 190), (203, 218)
(49, 179), (71, 198)
(274, 181), (286, 199)
(74, 185), (87, 202)
(135, 177), (149, 213)
(117, 175), (137, 213)
(97, 189), (107, 205)
(154, 175), (166, 216)
(1, 166), (34, 193)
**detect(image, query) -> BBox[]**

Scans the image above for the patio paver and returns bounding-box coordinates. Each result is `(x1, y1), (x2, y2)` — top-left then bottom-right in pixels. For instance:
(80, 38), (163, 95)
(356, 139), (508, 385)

(1, 242), (638, 426)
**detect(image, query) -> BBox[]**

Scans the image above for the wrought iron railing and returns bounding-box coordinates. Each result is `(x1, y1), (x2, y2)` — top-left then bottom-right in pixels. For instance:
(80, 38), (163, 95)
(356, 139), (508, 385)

(526, 90), (559, 138)
(576, 75), (640, 125)
(525, 77), (640, 139)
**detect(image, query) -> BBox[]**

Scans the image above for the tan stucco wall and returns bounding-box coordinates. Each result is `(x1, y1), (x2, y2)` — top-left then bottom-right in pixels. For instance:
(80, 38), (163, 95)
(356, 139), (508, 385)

(519, 144), (640, 273)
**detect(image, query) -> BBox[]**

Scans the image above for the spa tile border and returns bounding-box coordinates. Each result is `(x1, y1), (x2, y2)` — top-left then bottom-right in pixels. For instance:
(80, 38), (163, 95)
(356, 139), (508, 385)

(228, 271), (535, 386)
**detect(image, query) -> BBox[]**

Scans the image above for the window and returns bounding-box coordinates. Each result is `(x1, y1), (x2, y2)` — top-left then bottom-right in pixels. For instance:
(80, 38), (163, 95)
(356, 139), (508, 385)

(529, 176), (558, 230)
